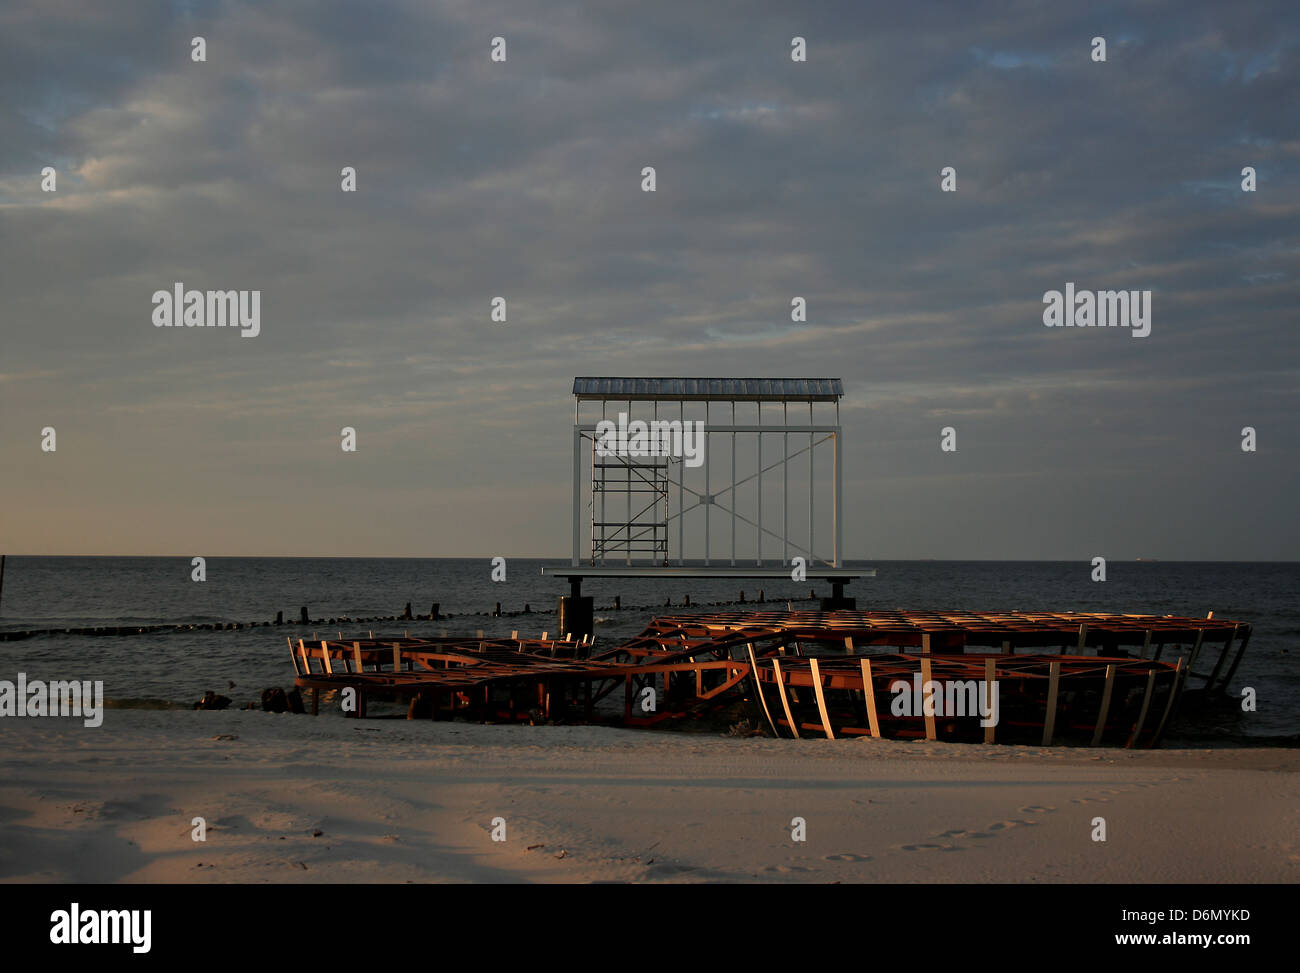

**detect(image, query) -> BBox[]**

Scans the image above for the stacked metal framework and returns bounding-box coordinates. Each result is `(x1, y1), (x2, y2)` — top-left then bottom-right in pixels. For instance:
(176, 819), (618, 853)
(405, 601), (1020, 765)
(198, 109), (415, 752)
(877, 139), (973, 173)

(571, 378), (845, 569)
(287, 609), (1250, 748)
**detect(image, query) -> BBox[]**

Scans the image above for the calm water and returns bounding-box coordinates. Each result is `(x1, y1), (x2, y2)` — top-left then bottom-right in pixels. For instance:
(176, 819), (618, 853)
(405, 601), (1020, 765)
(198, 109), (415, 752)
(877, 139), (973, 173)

(1, 557), (1296, 744)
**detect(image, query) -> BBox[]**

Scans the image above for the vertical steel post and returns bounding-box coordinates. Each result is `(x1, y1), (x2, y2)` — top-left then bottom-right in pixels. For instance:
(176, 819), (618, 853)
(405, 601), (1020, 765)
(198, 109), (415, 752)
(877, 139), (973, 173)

(783, 401), (789, 566)
(654, 400), (660, 562)
(599, 401), (606, 564)
(756, 400), (762, 566)
(626, 398), (632, 566)
(678, 400), (684, 565)
(833, 424), (842, 568)
(571, 423), (581, 566)
(809, 401), (815, 563)
(704, 400), (711, 566)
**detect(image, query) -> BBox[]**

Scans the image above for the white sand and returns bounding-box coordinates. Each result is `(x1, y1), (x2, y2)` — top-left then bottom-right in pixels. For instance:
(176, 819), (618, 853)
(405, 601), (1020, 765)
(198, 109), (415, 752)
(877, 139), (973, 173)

(1, 710), (1296, 883)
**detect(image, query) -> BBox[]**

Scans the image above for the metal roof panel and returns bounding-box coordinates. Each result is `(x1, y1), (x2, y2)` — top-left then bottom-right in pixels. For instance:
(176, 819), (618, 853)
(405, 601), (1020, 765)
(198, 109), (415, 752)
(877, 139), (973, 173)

(572, 377), (843, 401)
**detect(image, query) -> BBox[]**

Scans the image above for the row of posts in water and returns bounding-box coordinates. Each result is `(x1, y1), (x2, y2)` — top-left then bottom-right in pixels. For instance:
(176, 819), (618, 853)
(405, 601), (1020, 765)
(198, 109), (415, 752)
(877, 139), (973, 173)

(0, 590), (819, 641)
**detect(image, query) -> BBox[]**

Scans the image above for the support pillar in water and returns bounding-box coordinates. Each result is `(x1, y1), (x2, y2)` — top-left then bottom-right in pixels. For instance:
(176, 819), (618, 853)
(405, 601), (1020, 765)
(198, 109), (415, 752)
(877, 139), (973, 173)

(820, 578), (856, 611)
(558, 576), (594, 640)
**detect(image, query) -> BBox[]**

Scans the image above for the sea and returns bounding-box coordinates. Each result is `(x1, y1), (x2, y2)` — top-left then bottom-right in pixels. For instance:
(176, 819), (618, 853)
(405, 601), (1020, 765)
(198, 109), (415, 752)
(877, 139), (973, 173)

(0, 557), (1296, 745)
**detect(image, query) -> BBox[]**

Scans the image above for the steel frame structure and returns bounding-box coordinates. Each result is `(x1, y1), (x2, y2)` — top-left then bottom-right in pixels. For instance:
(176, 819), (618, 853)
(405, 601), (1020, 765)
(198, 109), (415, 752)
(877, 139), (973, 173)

(286, 608), (1249, 747)
(569, 378), (845, 570)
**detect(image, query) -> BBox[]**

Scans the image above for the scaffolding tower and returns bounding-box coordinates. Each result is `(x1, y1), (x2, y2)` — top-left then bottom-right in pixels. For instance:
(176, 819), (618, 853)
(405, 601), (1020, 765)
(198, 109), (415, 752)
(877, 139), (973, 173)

(545, 377), (871, 635)
(570, 377), (847, 569)
(592, 456), (669, 564)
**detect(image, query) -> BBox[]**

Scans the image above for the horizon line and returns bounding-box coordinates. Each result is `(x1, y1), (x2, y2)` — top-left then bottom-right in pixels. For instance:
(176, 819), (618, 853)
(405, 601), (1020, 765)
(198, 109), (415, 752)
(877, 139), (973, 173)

(1, 554), (1296, 564)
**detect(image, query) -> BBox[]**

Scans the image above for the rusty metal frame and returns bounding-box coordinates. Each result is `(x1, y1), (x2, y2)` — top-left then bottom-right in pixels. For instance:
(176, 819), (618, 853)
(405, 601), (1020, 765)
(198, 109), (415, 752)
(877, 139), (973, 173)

(288, 608), (1248, 748)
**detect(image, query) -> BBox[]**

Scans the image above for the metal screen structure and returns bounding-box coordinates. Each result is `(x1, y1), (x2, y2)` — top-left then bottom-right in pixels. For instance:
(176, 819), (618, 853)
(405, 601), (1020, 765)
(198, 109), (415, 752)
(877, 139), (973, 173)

(571, 378), (844, 569)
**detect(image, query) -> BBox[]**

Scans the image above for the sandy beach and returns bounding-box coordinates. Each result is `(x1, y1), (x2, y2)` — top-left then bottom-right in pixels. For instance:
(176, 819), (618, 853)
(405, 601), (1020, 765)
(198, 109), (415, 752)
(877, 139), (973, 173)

(1, 710), (1295, 884)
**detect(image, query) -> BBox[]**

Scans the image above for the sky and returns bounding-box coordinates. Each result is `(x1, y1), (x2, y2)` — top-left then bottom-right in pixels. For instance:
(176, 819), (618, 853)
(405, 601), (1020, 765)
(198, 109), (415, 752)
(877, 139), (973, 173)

(0, 0), (1297, 560)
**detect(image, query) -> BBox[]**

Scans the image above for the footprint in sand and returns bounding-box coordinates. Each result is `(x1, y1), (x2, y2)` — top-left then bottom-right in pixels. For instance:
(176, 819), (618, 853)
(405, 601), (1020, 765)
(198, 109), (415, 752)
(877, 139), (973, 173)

(1019, 805), (1055, 814)
(985, 819), (1035, 832)
(764, 864), (813, 872)
(901, 843), (962, 852)
(1070, 796), (1111, 804)
(930, 819), (1036, 841)
(823, 853), (872, 862)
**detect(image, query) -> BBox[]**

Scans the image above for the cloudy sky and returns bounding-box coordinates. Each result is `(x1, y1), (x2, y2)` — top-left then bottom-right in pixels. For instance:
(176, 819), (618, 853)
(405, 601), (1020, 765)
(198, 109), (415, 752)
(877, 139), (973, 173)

(1, 0), (1296, 560)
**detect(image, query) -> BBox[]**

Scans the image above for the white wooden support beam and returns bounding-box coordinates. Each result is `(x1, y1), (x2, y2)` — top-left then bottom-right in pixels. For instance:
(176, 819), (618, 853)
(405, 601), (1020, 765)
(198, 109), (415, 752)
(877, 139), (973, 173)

(1091, 664), (1117, 747)
(920, 656), (937, 741)
(747, 644), (780, 737)
(771, 659), (800, 739)
(859, 659), (881, 739)
(808, 658), (835, 740)
(1041, 660), (1062, 746)
(1127, 669), (1158, 749)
